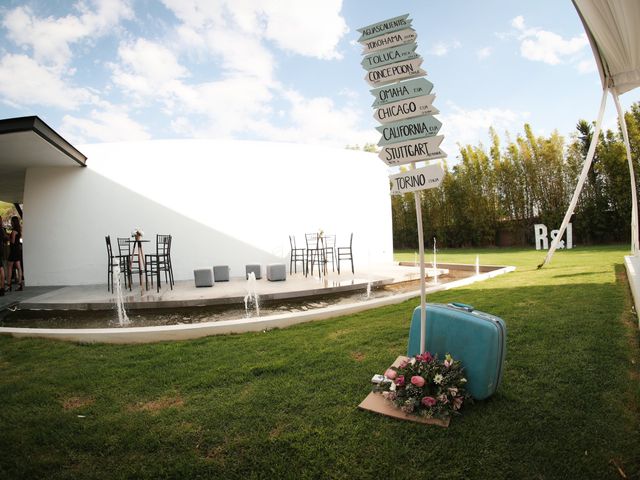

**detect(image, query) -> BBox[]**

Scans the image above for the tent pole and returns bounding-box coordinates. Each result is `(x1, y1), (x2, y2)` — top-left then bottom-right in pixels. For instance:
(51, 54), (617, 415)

(539, 87), (609, 268)
(612, 92), (640, 254)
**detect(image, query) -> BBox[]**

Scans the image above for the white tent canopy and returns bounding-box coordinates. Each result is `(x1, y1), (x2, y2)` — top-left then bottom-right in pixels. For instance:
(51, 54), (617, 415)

(541, 0), (640, 267)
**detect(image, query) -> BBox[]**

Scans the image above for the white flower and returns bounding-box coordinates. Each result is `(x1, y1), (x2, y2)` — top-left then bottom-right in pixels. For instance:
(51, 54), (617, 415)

(434, 374), (444, 384)
(389, 382), (396, 392)
(410, 357), (416, 365)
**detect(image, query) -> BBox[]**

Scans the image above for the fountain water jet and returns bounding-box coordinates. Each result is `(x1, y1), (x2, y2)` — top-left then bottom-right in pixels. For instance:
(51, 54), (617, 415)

(244, 272), (260, 317)
(112, 266), (130, 326)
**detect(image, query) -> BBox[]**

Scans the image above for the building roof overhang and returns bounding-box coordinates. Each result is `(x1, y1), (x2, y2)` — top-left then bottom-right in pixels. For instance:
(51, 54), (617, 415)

(0, 116), (87, 203)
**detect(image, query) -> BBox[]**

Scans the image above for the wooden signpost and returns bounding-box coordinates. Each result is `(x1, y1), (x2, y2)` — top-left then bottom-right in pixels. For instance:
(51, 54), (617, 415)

(359, 13), (447, 354)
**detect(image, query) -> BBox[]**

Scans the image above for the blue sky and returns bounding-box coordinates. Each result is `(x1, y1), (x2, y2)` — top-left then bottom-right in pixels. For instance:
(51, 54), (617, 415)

(1, 0), (639, 161)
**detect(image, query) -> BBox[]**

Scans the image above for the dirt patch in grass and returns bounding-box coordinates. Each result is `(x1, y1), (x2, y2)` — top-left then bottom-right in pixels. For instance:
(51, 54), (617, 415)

(128, 395), (184, 413)
(61, 396), (95, 410)
(350, 351), (365, 362)
(327, 329), (354, 340)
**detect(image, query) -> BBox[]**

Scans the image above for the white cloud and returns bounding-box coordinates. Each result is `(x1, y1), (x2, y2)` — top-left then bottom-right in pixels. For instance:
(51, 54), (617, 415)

(2, 0), (133, 70)
(162, 0), (348, 60)
(440, 102), (530, 154)
(427, 40), (461, 57)
(61, 107), (151, 143)
(511, 15), (588, 66)
(477, 47), (492, 60)
(577, 58), (597, 74)
(250, 89), (375, 147)
(0, 54), (96, 109)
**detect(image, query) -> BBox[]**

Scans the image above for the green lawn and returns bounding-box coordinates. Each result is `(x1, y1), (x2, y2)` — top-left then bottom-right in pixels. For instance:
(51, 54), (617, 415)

(1, 245), (639, 479)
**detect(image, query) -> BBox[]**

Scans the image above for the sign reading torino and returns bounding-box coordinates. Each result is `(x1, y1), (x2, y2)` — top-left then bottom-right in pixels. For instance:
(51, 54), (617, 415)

(389, 163), (445, 195)
(373, 94), (438, 123)
(378, 135), (446, 166)
(361, 28), (417, 54)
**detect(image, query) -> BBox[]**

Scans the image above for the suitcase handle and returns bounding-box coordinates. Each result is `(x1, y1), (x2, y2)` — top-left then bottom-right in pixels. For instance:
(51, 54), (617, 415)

(449, 302), (474, 312)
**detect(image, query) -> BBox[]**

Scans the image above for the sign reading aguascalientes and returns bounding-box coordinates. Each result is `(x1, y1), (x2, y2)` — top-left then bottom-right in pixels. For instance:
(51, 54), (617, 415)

(357, 14), (412, 43)
(359, 13), (447, 195)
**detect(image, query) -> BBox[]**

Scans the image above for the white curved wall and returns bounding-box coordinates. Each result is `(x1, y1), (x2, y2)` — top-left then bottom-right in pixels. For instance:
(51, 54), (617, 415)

(23, 139), (393, 286)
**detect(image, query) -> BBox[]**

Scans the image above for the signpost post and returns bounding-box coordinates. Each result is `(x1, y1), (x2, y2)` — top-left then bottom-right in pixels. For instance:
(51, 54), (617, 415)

(359, 13), (447, 354)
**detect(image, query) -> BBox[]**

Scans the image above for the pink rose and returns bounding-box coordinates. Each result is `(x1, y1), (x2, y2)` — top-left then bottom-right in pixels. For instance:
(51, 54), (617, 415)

(410, 375), (425, 387)
(453, 396), (464, 410)
(437, 394), (449, 404)
(421, 396), (437, 407)
(395, 375), (405, 387)
(384, 368), (397, 380)
(416, 352), (433, 363)
(398, 360), (409, 369)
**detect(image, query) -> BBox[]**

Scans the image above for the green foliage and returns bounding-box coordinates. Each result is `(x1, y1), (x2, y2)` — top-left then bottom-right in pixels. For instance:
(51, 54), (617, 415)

(393, 103), (640, 248)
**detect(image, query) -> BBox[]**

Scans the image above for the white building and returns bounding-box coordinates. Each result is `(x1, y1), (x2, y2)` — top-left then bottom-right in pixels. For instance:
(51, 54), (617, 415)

(1, 116), (393, 286)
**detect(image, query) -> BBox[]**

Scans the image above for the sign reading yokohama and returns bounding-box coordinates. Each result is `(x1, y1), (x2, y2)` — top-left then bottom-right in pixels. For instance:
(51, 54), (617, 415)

(365, 57), (425, 87)
(361, 28), (417, 54)
(378, 135), (446, 166)
(373, 94), (438, 123)
(389, 163), (445, 195)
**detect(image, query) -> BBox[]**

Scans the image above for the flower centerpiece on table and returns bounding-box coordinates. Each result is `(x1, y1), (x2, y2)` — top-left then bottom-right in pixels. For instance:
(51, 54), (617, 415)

(373, 352), (470, 419)
(131, 228), (144, 240)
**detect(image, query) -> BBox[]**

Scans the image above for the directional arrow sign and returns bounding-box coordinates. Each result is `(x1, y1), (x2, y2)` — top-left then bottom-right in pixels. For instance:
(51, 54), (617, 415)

(390, 163), (445, 195)
(362, 28), (417, 54)
(370, 78), (433, 107)
(377, 114), (442, 146)
(379, 136), (446, 166)
(373, 94), (438, 124)
(365, 57), (425, 87)
(357, 14), (412, 43)
(361, 43), (418, 70)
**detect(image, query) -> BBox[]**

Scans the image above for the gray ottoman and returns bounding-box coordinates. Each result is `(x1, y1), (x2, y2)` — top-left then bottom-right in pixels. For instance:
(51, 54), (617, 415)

(245, 264), (262, 279)
(194, 268), (214, 287)
(213, 265), (230, 282)
(267, 263), (287, 281)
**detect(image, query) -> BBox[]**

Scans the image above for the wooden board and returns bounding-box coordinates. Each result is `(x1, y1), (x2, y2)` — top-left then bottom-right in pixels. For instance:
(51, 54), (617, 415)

(358, 355), (450, 427)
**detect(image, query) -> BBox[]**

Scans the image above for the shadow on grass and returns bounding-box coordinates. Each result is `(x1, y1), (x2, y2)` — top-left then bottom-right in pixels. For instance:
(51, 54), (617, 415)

(0, 266), (638, 479)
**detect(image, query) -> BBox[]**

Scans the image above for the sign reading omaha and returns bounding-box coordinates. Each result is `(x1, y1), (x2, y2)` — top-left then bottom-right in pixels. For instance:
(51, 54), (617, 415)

(370, 77), (433, 107)
(361, 28), (417, 54)
(357, 14), (412, 43)
(374, 94), (438, 123)
(390, 163), (445, 195)
(377, 114), (442, 146)
(361, 43), (418, 70)
(379, 135), (446, 166)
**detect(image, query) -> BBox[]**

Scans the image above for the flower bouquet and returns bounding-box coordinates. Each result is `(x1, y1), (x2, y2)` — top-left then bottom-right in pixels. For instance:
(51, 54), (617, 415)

(131, 228), (144, 240)
(373, 352), (470, 420)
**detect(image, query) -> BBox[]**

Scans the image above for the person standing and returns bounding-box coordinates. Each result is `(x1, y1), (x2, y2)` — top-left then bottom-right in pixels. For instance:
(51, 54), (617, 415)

(6, 216), (23, 291)
(0, 216), (5, 296)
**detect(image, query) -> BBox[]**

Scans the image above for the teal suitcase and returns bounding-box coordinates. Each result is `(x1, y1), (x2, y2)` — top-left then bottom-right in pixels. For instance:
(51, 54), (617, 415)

(407, 303), (506, 400)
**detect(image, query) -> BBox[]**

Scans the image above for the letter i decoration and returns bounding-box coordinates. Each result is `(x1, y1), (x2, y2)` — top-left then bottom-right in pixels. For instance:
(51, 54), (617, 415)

(358, 14), (447, 352)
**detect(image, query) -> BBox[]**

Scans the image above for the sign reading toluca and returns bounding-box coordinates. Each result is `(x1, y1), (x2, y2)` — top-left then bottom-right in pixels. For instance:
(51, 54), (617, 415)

(357, 14), (412, 43)
(373, 94), (438, 123)
(361, 43), (419, 70)
(378, 135), (446, 166)
(376, 115), (442, 146)
(365, 57), (425, 87)
(389, 163), (445, 195)
(361, 28), (417, 55)
(370, 77), (433, 107)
